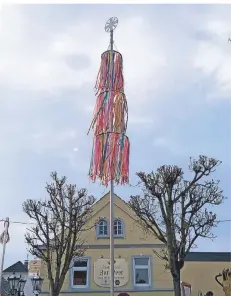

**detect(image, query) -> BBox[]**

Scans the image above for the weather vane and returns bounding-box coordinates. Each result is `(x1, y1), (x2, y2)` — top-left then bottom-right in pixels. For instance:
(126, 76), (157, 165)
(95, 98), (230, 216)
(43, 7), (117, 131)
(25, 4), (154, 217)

(105, 17), (119, 51)
(104, 16), (118, 32)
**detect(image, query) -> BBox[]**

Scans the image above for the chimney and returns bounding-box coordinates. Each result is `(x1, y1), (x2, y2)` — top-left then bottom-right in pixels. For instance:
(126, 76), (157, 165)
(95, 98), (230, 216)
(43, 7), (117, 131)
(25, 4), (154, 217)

(24, 260), (29, 272)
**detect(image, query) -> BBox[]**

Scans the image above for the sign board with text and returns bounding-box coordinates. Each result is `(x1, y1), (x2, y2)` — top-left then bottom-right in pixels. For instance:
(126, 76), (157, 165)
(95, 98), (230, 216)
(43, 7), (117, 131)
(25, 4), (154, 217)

(28, 259), (41, 277)
(94, 258), (129, 287)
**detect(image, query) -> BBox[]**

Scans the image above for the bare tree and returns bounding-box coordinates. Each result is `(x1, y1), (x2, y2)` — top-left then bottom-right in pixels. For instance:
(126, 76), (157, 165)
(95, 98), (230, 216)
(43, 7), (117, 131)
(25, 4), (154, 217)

(129, 155), (225, 296)
(23, 172), (95, 296)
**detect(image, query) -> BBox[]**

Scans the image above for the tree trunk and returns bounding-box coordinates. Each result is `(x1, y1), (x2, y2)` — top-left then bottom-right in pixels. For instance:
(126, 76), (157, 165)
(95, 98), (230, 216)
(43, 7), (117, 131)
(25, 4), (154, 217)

(50, 290), (59, 296)
(172, 272), (181, 296)
(50, 287), (59, 296)
(170, 256), (181, 296)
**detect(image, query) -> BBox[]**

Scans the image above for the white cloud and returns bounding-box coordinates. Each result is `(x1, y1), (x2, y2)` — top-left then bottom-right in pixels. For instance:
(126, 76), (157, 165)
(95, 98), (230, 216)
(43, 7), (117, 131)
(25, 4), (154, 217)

(194, 42), (223, 76)
(153, 137), (168, 147)
(32, 129), (77, 153)
(0, 7), (166, 101)
(129, 116), (154, 125)
(153, 137), (186, 156)
(30, 129), (87, 169)
(193, 17), (231, 99)
(0, 7), (169, 141)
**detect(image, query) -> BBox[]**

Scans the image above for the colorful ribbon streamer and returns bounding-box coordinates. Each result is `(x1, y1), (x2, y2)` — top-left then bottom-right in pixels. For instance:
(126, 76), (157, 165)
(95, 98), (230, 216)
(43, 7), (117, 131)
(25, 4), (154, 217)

(88, 50), (130, 186)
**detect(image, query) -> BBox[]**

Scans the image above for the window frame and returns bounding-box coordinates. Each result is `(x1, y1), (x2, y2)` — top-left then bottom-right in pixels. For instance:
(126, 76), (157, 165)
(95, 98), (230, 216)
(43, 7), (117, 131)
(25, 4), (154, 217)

(132, 256), (152, 288)
(71, 257), (90, 289)
(113, 218), (124, 238)
(96, 218), (109, 238)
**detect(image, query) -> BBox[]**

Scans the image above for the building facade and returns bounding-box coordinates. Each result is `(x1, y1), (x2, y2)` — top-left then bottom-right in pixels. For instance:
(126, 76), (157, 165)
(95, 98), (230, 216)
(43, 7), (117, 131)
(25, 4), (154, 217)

(40, 192), (230, 296)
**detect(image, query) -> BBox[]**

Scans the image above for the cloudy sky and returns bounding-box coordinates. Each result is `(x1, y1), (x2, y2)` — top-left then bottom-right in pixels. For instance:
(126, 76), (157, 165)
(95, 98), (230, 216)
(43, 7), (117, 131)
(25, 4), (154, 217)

(0, 4), (230, 268)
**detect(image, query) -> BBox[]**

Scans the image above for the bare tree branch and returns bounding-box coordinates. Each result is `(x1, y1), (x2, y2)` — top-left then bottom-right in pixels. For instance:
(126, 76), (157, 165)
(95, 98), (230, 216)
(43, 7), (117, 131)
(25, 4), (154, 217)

(128, 155), (225, 296)
(23, 171), (95, 296)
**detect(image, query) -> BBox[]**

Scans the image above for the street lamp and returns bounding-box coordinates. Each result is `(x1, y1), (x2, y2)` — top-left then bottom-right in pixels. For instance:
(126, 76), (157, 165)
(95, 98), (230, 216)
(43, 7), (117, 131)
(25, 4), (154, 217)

(30, 274), (44, 296)
(7, 272), (27, 296)
(18, 277), (27, 296)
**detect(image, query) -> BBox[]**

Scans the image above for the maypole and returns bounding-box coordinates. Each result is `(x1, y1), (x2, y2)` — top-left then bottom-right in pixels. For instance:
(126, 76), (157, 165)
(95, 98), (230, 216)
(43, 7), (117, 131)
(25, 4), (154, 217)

(88, 17), (130, 296)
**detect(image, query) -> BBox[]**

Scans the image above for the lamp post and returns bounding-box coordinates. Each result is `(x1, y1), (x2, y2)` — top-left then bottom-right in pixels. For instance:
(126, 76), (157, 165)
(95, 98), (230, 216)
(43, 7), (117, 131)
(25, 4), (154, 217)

(7, 272), (27, 296)
(30, 274), (44, 296)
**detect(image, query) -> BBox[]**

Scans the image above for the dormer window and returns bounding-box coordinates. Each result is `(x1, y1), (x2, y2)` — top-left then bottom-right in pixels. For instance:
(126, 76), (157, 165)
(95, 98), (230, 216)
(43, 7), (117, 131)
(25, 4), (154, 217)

(114, 219), (124, 237)
(96, 219), (109, 238)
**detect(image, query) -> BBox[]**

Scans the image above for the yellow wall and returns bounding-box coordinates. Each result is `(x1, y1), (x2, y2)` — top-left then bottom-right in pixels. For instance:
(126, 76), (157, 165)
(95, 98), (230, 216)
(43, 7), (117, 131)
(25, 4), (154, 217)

(81, 193), (163, 246)
(57, 250), (173, 291)
(182, 261), (231, 296)
(40, 192), (230, 296)
(42, 253), (230, 296)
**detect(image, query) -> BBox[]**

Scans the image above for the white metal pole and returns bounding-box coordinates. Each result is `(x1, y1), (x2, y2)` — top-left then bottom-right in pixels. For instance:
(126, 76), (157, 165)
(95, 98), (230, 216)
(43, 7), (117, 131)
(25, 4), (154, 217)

(110, 180), (115, 296)
(0, 217), (9, 289)
(109, 27), (115, 296)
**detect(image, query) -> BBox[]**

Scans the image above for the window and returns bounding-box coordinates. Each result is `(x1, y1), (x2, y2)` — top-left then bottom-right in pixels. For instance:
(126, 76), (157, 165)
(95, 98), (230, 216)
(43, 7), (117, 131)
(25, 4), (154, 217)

(96, 218), (124, 238)
(114, 219), (124, 237)
(72, 258), (89, 288)
(97, 219), (108, 237)
(133, 257), (151, 287)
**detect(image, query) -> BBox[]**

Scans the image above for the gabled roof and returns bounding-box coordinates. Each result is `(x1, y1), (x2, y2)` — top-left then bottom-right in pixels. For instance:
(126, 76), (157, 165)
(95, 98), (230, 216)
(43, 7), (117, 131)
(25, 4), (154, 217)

(3, 261), (27, 273)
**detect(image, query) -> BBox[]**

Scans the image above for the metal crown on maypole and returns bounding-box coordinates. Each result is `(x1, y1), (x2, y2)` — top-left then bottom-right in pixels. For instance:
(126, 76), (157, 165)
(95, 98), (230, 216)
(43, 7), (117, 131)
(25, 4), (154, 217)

(88, 17), (130, 296)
